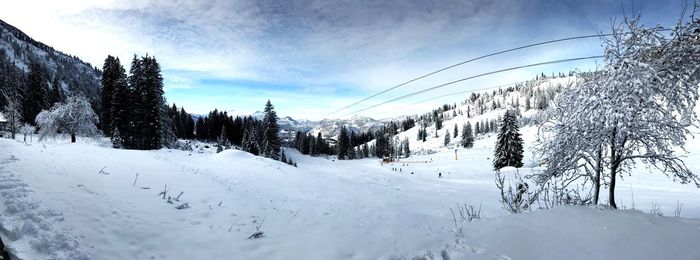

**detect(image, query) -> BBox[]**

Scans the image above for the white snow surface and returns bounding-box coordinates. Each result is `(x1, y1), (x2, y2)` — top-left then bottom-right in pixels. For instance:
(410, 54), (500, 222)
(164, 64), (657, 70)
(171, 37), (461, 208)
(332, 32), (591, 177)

(1, 128), (700, 259)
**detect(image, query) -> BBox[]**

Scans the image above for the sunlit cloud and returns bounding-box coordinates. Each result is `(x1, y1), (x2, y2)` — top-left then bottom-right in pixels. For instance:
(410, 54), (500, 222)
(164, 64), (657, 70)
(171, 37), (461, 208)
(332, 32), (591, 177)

(0, 0), (685, 120)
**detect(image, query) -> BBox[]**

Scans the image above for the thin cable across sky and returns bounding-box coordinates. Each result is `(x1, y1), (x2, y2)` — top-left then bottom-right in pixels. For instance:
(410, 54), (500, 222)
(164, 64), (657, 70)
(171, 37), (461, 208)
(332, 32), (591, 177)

(324, 33), (611, 117)
(327, 29), (673, 117)
(345, 55), (603, 116)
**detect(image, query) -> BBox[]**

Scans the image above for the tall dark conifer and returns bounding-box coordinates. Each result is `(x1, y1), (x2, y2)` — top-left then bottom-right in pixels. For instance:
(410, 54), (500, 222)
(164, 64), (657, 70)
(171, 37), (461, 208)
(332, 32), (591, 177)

(100, 55), (118, 135)
(261, 100), (281, 159)
(108, 57), (129, 148)
(138, 55), (165, 149)
(337, 126), (350, 160)
(23, 61), (49, 125)
(444, 129), (451, 146)
(128, 55), (145, 147)
(49, 77), (64, 106)
(493, 110), (524, 170)
(461, 122), (474, 148)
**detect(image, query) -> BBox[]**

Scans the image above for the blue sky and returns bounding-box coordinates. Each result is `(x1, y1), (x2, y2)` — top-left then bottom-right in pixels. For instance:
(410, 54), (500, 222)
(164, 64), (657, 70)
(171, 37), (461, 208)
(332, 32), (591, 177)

(0, 0), (687, 119)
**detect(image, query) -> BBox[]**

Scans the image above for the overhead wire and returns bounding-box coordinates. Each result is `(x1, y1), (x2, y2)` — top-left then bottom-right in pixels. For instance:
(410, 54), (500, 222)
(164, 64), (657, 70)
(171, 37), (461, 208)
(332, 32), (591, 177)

(327, 28), (672, 117)
(345, 55), (603, 116)
(325, 33), (612, 117)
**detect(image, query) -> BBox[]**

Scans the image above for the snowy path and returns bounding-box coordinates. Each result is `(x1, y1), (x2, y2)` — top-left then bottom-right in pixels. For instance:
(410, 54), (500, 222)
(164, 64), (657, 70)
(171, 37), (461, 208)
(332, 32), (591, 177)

(0, 149), (88, 259)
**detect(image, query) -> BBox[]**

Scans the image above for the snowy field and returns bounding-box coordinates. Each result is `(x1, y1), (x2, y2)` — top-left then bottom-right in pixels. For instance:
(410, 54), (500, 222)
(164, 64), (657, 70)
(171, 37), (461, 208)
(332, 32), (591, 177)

(1, 127), (700, 260)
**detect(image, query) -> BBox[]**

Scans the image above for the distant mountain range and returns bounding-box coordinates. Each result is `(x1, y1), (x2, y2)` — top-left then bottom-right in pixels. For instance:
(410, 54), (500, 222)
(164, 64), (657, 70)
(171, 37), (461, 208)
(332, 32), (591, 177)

(248, 111), (385, 140)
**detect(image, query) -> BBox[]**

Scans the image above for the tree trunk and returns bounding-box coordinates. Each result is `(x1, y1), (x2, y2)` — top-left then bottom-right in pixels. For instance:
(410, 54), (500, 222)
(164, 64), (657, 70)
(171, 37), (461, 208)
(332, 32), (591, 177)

(609, 162), (619, 209)
(592, 147), (603, 205)
(608, 127), (618, 209)
(71, 134), (76, 143)
(10, 115), (16, 140)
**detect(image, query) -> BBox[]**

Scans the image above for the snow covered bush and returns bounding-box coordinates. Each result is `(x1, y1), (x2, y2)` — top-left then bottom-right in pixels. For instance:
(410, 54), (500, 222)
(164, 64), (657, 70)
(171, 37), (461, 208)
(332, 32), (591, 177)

(495, 171), (538, 213)
(36, 95), (99, 143)
(19, 123), (36, 142)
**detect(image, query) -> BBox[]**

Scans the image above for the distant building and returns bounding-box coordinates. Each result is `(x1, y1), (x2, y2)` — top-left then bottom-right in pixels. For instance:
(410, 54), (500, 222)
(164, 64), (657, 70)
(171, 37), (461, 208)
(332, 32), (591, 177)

(0, 112), (7, 131)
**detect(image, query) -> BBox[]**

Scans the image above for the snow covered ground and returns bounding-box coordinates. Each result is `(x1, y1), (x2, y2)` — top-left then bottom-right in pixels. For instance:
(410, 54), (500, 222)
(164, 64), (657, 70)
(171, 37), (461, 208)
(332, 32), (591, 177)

(1, 128), (700, 259)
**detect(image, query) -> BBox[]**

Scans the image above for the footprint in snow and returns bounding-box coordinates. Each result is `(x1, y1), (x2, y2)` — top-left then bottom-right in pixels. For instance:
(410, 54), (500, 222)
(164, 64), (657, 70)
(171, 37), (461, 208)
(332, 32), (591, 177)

(468, 246), (485, 254)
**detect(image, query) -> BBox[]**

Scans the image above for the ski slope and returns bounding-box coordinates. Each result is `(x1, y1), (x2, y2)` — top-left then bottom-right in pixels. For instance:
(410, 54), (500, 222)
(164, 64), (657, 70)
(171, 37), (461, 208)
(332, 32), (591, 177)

(1, 128), (699, 259)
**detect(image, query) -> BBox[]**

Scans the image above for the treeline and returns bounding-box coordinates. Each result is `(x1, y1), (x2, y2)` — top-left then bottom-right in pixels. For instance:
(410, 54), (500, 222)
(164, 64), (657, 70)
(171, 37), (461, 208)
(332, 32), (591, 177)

(293, 131), (333, 156)
(334, 117), (415, 160)
(100, 55), (173, 149)
(0, 51), (67, 139)
(192, 102), (294, 166)
(99, 54), (290, 164)
(167, 104), (195, 140)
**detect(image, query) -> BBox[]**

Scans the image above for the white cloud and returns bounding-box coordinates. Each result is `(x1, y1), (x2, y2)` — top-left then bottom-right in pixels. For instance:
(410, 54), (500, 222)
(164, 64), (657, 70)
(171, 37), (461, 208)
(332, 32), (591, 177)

(0, 0), (677, 120)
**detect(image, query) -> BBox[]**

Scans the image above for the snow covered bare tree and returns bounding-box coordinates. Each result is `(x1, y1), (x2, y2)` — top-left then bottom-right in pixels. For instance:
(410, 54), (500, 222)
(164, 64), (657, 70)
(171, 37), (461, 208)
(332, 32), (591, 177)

(534, 78), (607, 205)
(536, 12), (700, 209)
(595, 15), (700, 208)
(36, 95), (99, 143)
(19, 123), (35, 142)
(1, 89), (22, 139)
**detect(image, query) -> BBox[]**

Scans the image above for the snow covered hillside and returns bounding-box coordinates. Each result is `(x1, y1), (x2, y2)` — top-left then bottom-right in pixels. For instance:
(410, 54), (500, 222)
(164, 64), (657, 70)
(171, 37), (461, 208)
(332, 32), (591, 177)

(356, 75), (574, 155)
(0, 19), (101, 100)
(311, 115), (385, 139)
(1, 127), (699, 259)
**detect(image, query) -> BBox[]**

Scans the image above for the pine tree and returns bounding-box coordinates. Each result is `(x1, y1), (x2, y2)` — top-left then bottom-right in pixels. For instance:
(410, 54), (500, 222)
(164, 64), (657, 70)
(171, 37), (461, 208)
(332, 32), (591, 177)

(461, 122), (474, 148)
(242, 122), (260, 155)
(375, 133), (391, 158)
(402, 137), (410, 157)
(185, 113), (195, 139)
(337, 126), (349, 160)
(314, 132), (324, 155)
(23, 61), (50, 125)
(108, 57), (129, 148)
(261, 100), (281, 160)
(138, 55), (165, 150)
(219, 125), (231, 149)
(453, 124), (458, 138)
(348, 132), (356, 159)
(280, 149), (287, 163)
(434, 111), (442, 131)
(100, 55), (119, 135)
(348, 142), (356, 159)
(128, 55), (145, 147)
(49, 77), (64, 107)
(444, 129), (451, 146)
(111, 128), (124, 148)
(195, 117), (207, 140)
(493, 110), (524, 170)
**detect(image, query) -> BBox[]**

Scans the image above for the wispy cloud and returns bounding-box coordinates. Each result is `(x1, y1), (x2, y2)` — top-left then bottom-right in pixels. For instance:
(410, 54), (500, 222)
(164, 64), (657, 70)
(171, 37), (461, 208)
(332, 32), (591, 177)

(0, 0), (686, 119)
